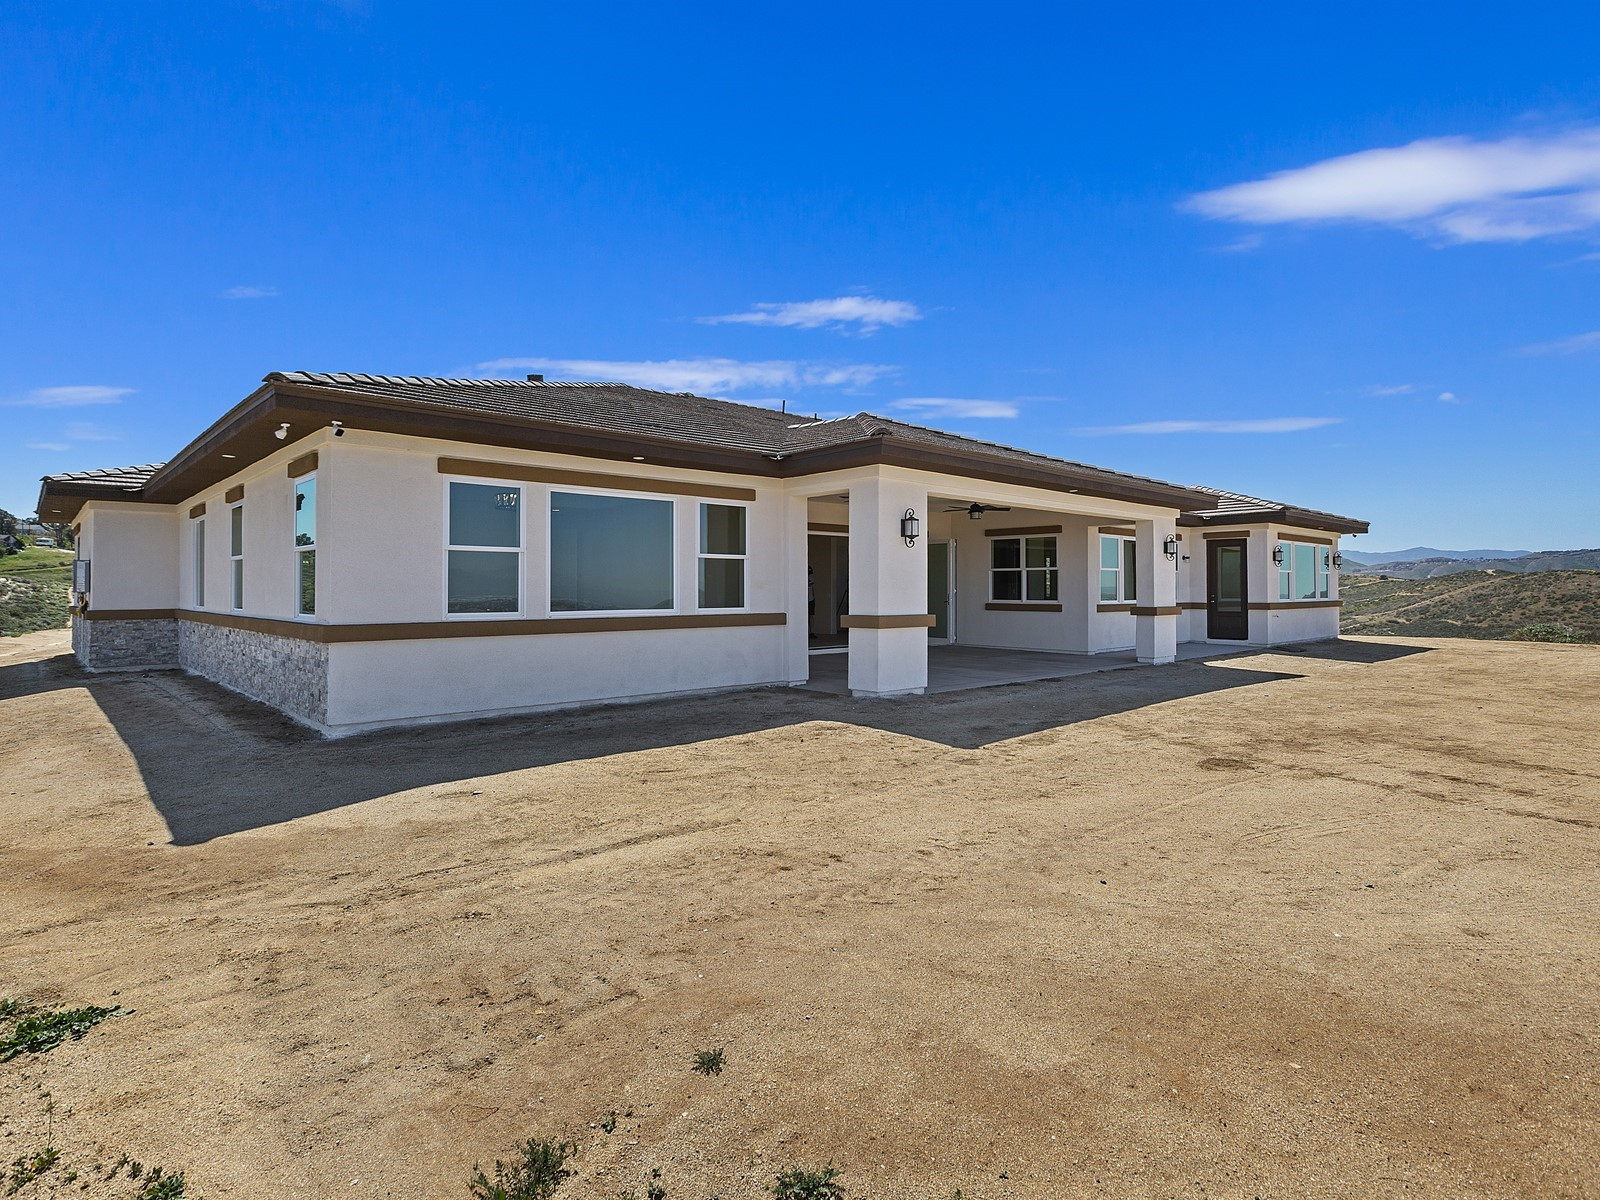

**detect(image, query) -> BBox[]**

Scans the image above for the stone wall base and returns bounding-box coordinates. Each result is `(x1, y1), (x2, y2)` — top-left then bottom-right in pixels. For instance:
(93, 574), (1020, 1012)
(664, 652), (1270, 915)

(176, 621), (330, 729)
(74, 615), (180, 671)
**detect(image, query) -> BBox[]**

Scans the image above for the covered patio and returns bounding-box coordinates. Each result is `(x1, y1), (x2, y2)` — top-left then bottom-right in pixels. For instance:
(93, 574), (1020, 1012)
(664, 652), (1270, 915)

(801, 641), (1228, 697)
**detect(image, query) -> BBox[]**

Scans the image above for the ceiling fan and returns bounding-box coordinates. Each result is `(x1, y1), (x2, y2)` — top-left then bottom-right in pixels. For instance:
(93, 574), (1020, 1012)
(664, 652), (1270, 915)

(944, 501), (1013, 520)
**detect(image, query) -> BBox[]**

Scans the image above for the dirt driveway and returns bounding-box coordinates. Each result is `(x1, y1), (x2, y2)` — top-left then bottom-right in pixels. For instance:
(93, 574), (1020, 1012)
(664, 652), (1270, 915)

(2, 631), (1597, 1199)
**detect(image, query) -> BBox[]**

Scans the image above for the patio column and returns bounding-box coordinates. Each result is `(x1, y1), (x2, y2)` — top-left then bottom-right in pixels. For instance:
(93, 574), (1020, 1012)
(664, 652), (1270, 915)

(1134, 515), (1179, 665)
(845, 474), (930, 697)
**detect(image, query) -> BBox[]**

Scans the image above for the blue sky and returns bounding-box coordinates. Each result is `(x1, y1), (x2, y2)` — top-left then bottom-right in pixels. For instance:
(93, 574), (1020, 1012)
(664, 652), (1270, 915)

(4, 3), (1598, 551)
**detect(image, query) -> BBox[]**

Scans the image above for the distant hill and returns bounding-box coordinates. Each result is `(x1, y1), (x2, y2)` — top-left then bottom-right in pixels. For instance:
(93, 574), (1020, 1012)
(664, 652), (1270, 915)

(1345, 548), (1600, 579)
(1340, 570), (1600, 643)
(1341, 546), (1530, 565)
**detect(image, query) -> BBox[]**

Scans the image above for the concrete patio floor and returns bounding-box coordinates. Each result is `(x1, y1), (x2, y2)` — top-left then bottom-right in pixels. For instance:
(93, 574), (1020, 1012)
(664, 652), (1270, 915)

(801, 640), (1234, 696)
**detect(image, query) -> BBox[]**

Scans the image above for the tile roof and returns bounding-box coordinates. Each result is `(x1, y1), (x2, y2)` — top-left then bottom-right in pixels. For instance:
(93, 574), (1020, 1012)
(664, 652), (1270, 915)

(265, 372), (1204, 498)
(40, 463), (165, 490)
(1185, 484), (1364, 528)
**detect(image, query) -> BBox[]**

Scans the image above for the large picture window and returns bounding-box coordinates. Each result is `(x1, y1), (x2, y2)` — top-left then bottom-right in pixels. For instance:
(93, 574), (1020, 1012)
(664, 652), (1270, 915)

(698, 503), (746, 609)
(550, 490), (673, 612)
(1278, 540), (1332, 600)
(991, 535), (1058, 602)
(446, 481), (522, 614)
(229, 503), (244, 611)
(1098, 534), (1138, 603)
(294, 477), (317, 616)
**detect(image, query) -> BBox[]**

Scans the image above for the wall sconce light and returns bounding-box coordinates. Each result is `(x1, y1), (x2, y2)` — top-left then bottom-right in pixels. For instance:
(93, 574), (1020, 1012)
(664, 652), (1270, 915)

(1271, 543), (1285, 566)
(1163, 534), (1179, 561)
(1332, 551), (1343, 569)
(900, 509), (921, 547)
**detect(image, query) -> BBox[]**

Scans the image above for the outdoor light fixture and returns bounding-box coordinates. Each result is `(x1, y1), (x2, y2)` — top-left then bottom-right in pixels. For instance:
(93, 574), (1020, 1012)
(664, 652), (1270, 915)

(331, 421), (345, 437)
(900, 508), (921, 547)
(274, 422), (291, 440)
(1272, 543), (1285, 566)
(1332, 551), (1343, 569)
(1163, 534), (1179, 560)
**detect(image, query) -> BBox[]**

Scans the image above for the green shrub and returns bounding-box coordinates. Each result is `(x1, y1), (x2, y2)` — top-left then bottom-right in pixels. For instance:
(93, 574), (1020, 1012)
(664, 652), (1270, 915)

(1506, 622), (1585, 643)
(692, 1046), (726, 1076)
(770, 1162), (848, 1200)
(0, 1001), (126, 1061)
(468, 1138), (575, 1200)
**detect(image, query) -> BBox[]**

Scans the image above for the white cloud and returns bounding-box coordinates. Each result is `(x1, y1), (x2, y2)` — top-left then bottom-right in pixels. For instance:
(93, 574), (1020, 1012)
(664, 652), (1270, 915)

(1186, 129), (1600, 243)
(700, 296), (922, 333)
(1217, 233), (1264, 253)
(1518, 329), (1600, 355)
(1076, 417), (1342, 436)
(477, 356), (894, 395)
(890, 398), (1019, 419)
(223, 285), (279, 299)
(4, 385), (132, 408)
(1437, 392), (1462, 403)
(64, 421), (121, 442)
(25, 442), (70, 452)
(1362, 384), (1417, 397)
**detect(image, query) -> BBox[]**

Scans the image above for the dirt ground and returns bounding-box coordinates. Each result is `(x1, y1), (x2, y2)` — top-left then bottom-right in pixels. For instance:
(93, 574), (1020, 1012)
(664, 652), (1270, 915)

(2, 630), (1597, 1200)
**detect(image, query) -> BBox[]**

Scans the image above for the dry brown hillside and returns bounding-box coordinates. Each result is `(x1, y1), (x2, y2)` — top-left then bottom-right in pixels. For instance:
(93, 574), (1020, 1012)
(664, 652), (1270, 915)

(1341, 568), (1600, 642)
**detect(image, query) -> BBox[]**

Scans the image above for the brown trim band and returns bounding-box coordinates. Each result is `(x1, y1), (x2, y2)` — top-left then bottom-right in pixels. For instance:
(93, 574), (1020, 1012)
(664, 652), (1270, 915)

(439, 456), (757, 502)
(287, 451), (318, 478)
(983, 525), (1062, 538)
(1248, 600), (1342, 610)
(1179, 602), (1208, 610)
(808, 522), (848, 534)
(1099, 526), (1136, 537)
(225, 484), (245, 504)
(188, 502), (206, 519)
(1202, 530), (1250, 540)
(1277, 533), (1335, 546)
(985, 602), (1063, 613)
(85, 608), (786, 642)
(1131, 606), (1182, 617)
(1096, 602), (1134, 613)
(839, 613), (937, 629)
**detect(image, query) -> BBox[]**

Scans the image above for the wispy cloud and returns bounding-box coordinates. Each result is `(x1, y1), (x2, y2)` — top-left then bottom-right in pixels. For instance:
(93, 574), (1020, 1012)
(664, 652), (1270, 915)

(64, 421), (121, 442)
(25, 442), (70, 452)
(1076, 417), (1341, 436)
(1216, 233), (1264, 254)
(3, 385), (132, 408)
(890, 397), (1019, 420)
(1186, 129), (1600, 243)
(1438, 391), (1463, 403)
(1518, 329), (1600, 355)
(223, 285), (279, 300)
(477, 356), (894, 395)
(700, 296), (922, 334)
(1362, 383), (1417, 397)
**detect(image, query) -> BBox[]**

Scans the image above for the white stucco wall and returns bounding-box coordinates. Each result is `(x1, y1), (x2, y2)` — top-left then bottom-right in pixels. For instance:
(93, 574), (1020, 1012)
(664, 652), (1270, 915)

(77, 502), (178, 611)
(1174, 525), (1342, 646)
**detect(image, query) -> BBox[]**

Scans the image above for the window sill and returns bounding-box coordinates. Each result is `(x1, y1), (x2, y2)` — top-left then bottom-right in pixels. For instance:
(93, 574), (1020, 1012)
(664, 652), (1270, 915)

(987, 602), (1063, 613)
(1095, 602), (1134, 613)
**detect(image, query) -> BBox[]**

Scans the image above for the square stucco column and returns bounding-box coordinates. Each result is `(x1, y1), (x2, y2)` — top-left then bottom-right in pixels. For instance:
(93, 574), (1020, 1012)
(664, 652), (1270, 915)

(782, 492), (811, 684)
(846, 475), (930, 697)
(1134, 515), (1179, 665)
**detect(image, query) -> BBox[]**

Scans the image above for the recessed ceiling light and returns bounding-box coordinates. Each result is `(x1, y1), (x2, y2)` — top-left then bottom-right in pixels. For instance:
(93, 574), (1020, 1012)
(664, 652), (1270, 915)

(632, 456), (645, 461)
(221, 453), (237, 459)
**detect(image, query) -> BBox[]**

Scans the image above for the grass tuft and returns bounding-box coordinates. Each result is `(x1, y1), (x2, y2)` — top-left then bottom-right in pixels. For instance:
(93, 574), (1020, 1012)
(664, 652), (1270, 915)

(770, 1162), (848, 1200)
(468, 1137), (575, 1200)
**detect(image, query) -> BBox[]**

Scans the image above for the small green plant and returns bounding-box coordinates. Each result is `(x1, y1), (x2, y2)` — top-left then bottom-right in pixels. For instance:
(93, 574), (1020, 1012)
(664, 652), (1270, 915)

(137, 1167), (187, 1199)
(6, 1147), (60, 1196)
(599, 1112), (618, 1135)
(692, 1046), (726, 1076)
(468, 1137), (575, 1200)
(770, 1162), (848, 1200)
(0, 1002), (127, 1061)
(645, 1166), (666, 1200)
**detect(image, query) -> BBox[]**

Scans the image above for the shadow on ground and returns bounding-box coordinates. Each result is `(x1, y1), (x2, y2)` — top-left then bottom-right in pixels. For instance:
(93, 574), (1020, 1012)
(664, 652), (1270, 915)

(0, 638), (1430, 846)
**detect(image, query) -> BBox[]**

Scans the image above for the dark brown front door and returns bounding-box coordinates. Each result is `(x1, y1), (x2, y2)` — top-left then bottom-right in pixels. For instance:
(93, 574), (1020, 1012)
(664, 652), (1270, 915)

(1207, 538), (1249, 640)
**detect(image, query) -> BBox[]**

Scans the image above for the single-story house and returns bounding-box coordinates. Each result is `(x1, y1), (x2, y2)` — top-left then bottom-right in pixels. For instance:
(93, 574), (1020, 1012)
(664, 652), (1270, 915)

(38, 372), (1367, 735)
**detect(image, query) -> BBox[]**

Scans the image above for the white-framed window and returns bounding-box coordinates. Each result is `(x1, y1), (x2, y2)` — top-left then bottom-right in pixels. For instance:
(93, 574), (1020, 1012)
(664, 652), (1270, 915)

(446, 479), (523, 615)
(549, 489), (674, 613)
(1098, 534), (1138, 602)
(991, 535), (1059, 602)
(698, 502), (747, 609)
(1277, 540), (1332, 600)
(229, 502), (244, 611)
(294, 476), (317, 616)
(192, 517), (206, 607)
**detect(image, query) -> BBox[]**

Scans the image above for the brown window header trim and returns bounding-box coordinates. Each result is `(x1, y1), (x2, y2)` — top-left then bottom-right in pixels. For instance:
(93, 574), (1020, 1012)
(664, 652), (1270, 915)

(983, 525), (1062, 538)
(985, 602), (1063, 613)
(839, 613), (937, 629)
(439, 456), (757, 502)
(1276, 533), (1335, 546)
(188, 502), (206, 519)
(1202, 530), (1250, 540)
(1098, 526), (1137, 537)
(1131, 605), (1182, 617)
(287, 451), (318, 478)
(225, 484), (245, 504)
(1247, 600), (1343, 610)
(808, 522), (848, 534)
(84, 608), (785, 642)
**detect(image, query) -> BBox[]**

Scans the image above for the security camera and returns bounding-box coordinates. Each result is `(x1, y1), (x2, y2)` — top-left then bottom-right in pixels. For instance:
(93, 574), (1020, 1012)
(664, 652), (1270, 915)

(274, 422), (290, 440)
(331, 421), (345, 437)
